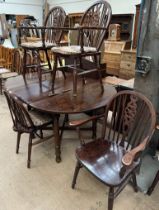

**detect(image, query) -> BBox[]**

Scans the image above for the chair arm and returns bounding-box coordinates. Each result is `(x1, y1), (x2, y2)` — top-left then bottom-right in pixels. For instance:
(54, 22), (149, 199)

(69, 114), (104, 127)
(122, 137), (149, 166)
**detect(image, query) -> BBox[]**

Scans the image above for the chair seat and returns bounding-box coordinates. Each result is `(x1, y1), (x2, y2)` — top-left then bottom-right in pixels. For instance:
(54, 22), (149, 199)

(76, 140), (139, 186)
(21, 41), (56, 49)
(29, 110), (53, 127)
(52, 45), (97, 55)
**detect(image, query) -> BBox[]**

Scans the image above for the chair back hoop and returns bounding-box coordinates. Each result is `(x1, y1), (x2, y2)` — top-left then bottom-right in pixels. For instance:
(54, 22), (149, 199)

(101, 90), (156, 151)
(44, 6), (66, 44)
(12, 49), (23, 74)
(78, 0), (112, 50)
(26, 51), (33, 65)
(19, 21), (40, 39)
(4, 91), (35, 130)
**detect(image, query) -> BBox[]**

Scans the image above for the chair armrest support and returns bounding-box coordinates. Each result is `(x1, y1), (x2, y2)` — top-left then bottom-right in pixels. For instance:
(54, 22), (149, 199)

(122, 137), (149, 166)
(69, 114), (104, 127)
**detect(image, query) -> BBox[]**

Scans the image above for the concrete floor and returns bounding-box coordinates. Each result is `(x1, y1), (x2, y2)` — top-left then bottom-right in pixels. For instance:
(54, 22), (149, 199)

(0, 94), (159, 210)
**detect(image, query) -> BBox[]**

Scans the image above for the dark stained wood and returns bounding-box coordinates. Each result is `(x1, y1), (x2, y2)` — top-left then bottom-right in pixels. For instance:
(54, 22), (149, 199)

(44, 6), (66, 44)
(5, 75), (116, 162)
(71, 90), (156, 210)
(4, 90), (53, 168)
(18, 6), (66, 81)
(5, 75), (116, 114)
(122, 136), (148, 166)
(52, 0), (112, 96)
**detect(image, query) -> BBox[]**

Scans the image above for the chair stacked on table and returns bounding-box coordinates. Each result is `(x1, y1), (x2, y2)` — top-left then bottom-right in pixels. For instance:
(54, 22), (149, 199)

(18, 6), (66, 84)
(51, 0), (112, 96)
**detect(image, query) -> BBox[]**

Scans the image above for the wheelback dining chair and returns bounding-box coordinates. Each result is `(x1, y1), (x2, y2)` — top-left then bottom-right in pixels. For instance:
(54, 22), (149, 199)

(18, 6), (66, 83)
(4, 90), (54, 168)
(70, 90), (156, 210)
(51, 0), (112, 96)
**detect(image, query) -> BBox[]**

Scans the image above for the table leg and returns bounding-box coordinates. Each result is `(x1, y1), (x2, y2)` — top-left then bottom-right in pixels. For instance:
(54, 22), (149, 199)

(53, 114), (61, 163)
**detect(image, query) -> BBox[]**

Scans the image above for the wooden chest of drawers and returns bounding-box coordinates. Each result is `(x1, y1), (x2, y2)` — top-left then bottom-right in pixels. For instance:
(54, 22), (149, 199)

(119, 50), (136, 79)
(104, 40), (131, 76)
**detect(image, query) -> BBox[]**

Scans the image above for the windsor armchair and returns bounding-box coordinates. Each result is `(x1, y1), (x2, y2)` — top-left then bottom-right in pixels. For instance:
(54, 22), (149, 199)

(19, 7), (66, 82)
(71, 90), (156, 210)
(51, 0), (112, 96)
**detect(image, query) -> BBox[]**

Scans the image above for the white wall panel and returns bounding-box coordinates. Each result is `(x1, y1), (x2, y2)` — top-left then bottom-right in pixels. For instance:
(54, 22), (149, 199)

(0, 0), (43, 24)
(48, 0), (141, 14)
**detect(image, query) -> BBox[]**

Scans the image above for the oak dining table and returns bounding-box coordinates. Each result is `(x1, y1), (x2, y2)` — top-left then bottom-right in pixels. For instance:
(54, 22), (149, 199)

(5, 74), (116, 163)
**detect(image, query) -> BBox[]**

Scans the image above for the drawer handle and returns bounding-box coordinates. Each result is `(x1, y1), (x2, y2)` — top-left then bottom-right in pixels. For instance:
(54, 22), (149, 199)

(127, 64), (130, 67)
(128, 56), (131, 59)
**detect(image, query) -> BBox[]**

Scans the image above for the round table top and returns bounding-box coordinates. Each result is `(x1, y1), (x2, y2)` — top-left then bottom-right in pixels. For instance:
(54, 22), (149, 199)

(5, 75), (116, 114)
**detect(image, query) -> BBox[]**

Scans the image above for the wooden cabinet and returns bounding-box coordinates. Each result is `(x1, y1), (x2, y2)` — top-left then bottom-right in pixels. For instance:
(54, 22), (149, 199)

(64, 13), (83, 43)
(105, 14), (134, 40)
(16, 15), (28, 27)
(119, 50), (136, 79)
(132, 4), (141, 49)
(104, 40), (131, 76)
(65, 13), (83, 28)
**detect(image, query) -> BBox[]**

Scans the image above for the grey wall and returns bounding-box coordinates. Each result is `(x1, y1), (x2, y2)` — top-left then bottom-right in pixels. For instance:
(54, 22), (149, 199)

(134, 0), (159, 111)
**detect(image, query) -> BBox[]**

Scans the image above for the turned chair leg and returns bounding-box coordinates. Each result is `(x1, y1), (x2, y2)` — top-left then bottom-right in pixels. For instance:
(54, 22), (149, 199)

(92, 119), (97, 139)
(72, 161), (82, 189)
(27, 133), (33, 168)
(44, 49), (52, 70)
(22, 49), (27, 79)
(51, 54), (57, 93)
(72, 58), (78, 97)
(40, 129), (43, 139)
(147, 170), (159, 195)
(58, 57), (66, 79)
(94, 54), (104, 93)
(16, 132), (21, 154)
(108, 187), (114, 210)
(132, 172), (138, 192)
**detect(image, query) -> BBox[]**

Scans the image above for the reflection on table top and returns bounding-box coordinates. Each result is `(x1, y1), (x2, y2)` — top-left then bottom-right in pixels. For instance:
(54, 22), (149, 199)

(5, 75), (116, 114)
